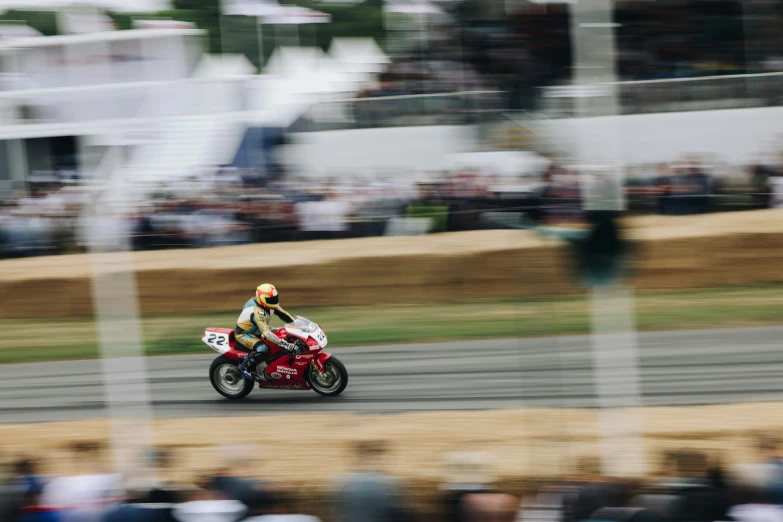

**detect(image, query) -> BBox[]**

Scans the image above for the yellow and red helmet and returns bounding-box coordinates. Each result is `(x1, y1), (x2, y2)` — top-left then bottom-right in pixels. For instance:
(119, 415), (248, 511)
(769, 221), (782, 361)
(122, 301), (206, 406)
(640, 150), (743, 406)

(255, 283), (280, 309)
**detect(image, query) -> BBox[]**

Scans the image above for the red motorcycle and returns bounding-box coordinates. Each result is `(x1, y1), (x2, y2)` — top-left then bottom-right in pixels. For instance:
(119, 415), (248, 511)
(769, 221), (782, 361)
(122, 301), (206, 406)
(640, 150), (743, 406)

(202, 316), (348, 399)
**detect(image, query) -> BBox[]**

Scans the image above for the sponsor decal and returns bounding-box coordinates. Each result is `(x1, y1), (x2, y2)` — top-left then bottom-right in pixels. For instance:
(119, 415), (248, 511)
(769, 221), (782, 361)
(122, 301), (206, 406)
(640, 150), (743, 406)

(286, 375), (291, 380)
(294, 361), (310, 367)
(276, 367), (297, 375)
(271, 372), (282, 380)
(295, 354), (313, 360)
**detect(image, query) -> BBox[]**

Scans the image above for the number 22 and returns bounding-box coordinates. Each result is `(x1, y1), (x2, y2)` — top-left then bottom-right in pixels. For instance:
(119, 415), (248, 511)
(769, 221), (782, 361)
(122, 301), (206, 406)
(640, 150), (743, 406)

(207, 333), (226, 346)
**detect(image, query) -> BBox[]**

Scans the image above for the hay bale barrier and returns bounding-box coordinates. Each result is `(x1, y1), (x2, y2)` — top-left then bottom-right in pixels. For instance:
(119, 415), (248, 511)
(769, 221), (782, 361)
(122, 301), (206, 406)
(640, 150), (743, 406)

(1, 210), (782, 319)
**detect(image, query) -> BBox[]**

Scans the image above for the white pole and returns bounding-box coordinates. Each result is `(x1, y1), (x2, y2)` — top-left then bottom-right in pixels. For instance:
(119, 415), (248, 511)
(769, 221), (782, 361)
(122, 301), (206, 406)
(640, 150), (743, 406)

(219, 10), (230, 55)
(8, 139), (28, 197)
(590, 283), (645, 478)
(86, 147), (156, 482)
(85, 19), (157, 481)
(420, 12), (427, 94)
(569, 0), (645, 478)
(256, 18), (265, 71)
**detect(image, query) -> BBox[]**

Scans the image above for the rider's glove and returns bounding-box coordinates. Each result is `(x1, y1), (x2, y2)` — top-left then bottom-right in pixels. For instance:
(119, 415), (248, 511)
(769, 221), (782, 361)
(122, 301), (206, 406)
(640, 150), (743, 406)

(281, 340), (297, 354)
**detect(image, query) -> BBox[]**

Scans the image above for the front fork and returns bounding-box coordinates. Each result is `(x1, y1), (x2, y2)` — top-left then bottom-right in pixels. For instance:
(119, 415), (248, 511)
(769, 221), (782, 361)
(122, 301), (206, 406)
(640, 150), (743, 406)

(311, 358), (326, 378)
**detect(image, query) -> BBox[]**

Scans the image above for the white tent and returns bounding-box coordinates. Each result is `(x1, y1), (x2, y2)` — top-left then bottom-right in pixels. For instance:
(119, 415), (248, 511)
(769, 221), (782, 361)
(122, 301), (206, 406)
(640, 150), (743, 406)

(0, 23), (42, 41)
(133, 20), (197, 30)
(383, 0), (446, 16)
(265, 46), (365, 96)
(318, 52), (369, 95)
(223, 0), (289, 18)
(328, 37), (390, 76)
(222, 0), (331, 66)
(264, 46), (324, 79)
(263, 5), (331, 25)
(192, 53), (257, 78)
(223, 0), (331, 24)
(257, 46), (370, 127)
(0, 0), (170, 12)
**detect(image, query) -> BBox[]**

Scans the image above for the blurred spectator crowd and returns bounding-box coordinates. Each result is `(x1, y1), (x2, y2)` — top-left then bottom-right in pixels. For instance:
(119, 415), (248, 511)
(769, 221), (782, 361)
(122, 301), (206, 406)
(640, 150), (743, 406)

(455, 0), (782, 90)
(350, 0), (783, 115)
(4, 437), (783, 522)
(2, 151), (783, 259)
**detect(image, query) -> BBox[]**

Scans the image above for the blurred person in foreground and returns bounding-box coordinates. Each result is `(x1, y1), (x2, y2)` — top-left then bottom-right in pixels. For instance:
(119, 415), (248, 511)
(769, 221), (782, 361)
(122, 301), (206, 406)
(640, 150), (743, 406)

(440, 452), (517, 522)
(12, 458), (57, 522)
(171, 476), (246, 522)
(749, 436), (783, 506)
(19, 485), (58, 522)
(39, 441), (123, 522)
(242, 490), (320, 522)
(208, 444), (273, 512)
(334, 440), (409, 522)
(630, 450), (730, 522)
(0, 455), (23, 522)
(103, 485), (181, 522)
(724, 463), (783, 522)
(13, 459), (51, 496)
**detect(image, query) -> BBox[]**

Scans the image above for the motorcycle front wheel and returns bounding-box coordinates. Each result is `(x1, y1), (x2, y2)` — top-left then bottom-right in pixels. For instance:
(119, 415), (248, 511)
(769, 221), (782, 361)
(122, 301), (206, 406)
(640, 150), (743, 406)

(209, 355), (254, 399)
(307, 356), (348, 397)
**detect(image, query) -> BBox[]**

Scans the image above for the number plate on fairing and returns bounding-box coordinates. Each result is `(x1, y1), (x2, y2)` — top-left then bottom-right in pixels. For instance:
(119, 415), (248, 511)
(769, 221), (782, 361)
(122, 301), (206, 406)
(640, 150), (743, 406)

(314, 327), (327, 348)
(202, 330), (230, 354)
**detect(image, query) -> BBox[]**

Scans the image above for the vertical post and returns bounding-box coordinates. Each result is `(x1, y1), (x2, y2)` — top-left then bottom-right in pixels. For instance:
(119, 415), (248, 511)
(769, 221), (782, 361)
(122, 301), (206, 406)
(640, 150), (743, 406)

(569, 0), (645, 478)
(256, 19), (265, 71)
(590, 283), (645, 478)
(8, 139), (28, 197)
(219, 8), (231, 56)
(83, 146), (156, 481)
(89, 238), (156, 479)
(420, 12), (428, 94)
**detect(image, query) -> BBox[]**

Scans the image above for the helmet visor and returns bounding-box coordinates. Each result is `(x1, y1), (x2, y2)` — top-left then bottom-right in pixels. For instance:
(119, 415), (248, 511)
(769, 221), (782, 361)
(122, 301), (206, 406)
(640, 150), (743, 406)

(264, 294), (279, 306)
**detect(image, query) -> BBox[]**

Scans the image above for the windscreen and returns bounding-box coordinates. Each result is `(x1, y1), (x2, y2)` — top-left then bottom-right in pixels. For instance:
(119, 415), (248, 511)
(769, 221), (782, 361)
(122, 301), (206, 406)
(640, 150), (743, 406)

(292, 316), (317, 333)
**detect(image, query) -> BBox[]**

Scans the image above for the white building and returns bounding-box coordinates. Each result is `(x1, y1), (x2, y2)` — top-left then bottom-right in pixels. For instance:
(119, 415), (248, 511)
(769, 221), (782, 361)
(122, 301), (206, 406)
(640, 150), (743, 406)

(0, 27), (214, 195)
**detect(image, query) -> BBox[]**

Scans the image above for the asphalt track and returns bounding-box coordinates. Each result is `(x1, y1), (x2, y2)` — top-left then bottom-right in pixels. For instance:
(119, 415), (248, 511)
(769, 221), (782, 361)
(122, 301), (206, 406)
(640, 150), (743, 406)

(2, 326), (783, 423)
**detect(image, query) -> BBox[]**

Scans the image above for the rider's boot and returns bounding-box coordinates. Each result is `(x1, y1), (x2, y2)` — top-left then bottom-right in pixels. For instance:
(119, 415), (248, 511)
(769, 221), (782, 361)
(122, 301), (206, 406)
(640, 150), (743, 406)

(242, 346), (271, 381)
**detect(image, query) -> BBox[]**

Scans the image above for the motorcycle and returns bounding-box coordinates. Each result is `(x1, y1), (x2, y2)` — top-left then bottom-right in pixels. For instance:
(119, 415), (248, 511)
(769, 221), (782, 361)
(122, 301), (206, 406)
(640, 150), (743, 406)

(202, 316), (348, 399)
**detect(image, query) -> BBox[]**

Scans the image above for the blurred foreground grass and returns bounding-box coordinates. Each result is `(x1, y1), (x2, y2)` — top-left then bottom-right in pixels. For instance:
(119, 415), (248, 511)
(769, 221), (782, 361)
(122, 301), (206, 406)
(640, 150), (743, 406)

(2, 285), (783, 363)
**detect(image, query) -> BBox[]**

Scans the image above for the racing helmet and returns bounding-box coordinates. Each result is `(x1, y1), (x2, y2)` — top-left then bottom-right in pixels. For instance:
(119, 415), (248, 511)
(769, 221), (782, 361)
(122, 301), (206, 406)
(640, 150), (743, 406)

(255, 283), (280, 309)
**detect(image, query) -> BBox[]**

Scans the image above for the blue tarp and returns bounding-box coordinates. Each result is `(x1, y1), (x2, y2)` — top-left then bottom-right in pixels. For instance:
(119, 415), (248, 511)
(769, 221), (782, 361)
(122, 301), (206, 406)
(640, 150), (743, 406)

(228, 127), (286, 172)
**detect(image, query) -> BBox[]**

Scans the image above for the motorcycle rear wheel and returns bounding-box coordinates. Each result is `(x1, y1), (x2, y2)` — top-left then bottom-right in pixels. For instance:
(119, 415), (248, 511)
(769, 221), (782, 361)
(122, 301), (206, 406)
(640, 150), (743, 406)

(210, 355), (254, 399)
(307, 356), (348, 397)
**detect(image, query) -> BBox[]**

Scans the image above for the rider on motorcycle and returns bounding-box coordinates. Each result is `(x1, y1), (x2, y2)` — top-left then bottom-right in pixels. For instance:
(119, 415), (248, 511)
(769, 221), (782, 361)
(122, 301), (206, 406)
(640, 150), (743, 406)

(236, 283), (298, 378)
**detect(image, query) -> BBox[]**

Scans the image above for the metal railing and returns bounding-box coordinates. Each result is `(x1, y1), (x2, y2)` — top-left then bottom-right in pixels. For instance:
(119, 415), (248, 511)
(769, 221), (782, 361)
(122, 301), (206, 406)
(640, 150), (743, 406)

(540, 72), (783, 117)
(292, 90), (506, 132)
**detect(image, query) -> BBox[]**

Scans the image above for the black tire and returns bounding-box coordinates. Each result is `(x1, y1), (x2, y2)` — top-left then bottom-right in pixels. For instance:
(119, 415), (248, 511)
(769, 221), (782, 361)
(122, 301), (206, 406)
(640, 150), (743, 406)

(209, 355), (254, 399)
(307, 356), (348, 397)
